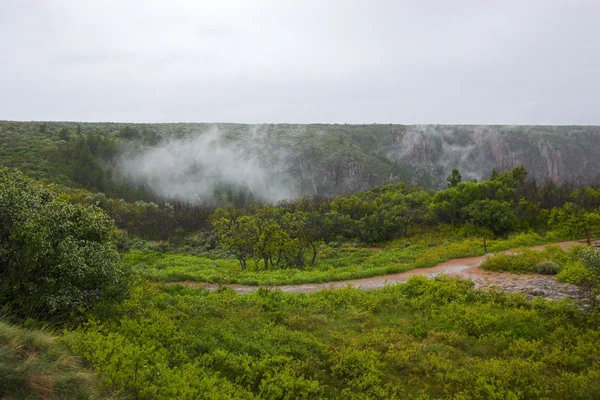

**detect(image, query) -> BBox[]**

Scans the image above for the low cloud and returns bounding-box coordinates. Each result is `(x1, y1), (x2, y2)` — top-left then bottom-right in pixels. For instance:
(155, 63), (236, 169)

(119, 126), (298, 203)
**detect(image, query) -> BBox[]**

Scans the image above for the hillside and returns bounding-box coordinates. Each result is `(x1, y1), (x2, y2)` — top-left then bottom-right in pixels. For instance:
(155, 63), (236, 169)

(2, 148), (600, 399)
(0, 320), (120, 399)
(2, 121), (599, 204)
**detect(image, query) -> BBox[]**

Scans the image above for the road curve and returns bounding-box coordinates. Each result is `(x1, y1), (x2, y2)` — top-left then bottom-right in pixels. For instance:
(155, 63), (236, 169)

(167, 241), (581, 294)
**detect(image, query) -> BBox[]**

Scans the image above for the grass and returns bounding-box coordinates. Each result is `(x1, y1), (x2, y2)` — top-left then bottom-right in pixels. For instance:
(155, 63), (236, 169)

(125, 231), (568, 286)
(480, 244), (583, 274)
(65, 277), (600, 398)
(0, 320), (122, 400)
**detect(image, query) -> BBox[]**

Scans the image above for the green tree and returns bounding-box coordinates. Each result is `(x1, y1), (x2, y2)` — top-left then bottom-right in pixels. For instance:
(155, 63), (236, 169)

(358, 205), (406, 243)
(254, 219), (288, 269)
(548, 203), (600, 237)
(446, 168), (462, 188)
(465, 199), (517, 236)
(489, 168), (500, 180)
(280, 213), (310, 268)
(59, 127), (70, 141)
(510, 165), (528, 185)
(212, 213), (258, 270)
(0, 167), (128, 320)
(295, 212), (325, 265)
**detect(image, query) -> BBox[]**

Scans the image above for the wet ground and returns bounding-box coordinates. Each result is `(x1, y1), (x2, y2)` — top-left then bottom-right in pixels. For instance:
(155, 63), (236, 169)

(166, 240), (586, 300)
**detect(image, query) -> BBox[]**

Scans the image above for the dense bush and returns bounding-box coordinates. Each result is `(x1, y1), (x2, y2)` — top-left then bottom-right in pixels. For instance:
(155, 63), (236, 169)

(534, 260), (561, 275)
(557, 260), (591, 285)
(577, 246), (600, 309)
(480, 249), (545, 273)
(0, 167), (128, 320)
(65, 277), (600, 399)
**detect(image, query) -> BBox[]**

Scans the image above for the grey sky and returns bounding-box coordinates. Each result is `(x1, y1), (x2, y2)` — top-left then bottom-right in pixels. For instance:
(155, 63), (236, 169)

(0, 0), (598, 124)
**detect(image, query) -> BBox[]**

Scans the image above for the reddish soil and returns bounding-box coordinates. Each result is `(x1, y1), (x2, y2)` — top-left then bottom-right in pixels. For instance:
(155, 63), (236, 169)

(165, 241), (583, 296)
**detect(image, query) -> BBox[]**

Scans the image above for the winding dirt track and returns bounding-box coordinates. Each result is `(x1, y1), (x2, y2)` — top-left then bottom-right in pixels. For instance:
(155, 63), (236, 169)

(168, 241), (581, 294)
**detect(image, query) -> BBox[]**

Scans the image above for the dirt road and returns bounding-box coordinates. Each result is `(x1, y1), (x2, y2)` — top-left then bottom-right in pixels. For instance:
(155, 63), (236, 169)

(166, 241), (583, 297)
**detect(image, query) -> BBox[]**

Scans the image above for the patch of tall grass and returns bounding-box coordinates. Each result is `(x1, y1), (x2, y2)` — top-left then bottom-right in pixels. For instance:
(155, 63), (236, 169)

(480, 244), (584, 274)
(0, 320), (122, 400)
(126, 230), (569, 285)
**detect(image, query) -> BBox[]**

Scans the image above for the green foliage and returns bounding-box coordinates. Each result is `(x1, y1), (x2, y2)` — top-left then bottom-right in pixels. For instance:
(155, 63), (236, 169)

(465, 199), (518, 236)
(580, 244), (600, 273)
(534, 261), (561, 275)
(0, 168), (128, 320)
(64, 278), (600, 399)
(549, 203), (600, 237)
(0, 320), (119, 399)
(211, 209), (322, 270)
(553, 246), (600, 312)
(577, 246), (600, 308)
(357, 207), (403, 243)
(429, 168), (529, 235)
(481, 245), (579, 274)
(556, 261), (591, 285)
(446, 168), (462, 187)
(128, 230), (555, 286)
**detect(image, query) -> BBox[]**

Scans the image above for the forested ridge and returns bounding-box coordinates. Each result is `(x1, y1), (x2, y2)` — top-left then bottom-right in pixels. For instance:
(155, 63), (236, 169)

(2, 120), (600, 202)
(2, 122), (600, 399)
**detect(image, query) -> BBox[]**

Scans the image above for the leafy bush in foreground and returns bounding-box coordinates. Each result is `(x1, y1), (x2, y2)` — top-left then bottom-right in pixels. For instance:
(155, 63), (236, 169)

(65, 277), (600, 399)
(0, 167), (128, 320)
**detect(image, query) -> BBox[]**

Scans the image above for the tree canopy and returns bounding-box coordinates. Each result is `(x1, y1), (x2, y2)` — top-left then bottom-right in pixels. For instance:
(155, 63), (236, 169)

(0, 167), (128, 320)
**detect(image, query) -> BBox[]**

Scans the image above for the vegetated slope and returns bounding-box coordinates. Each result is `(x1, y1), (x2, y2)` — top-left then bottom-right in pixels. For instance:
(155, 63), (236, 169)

(1, 121), (599, 203)
(65, 277), (600, 399)
(2, 133), (600, 399)
(0, 320), (120, 400)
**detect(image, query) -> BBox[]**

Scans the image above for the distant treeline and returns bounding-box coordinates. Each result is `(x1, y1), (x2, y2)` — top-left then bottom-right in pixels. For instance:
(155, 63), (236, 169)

(55, 166), (600, 271)
(2, 121), (600, 263)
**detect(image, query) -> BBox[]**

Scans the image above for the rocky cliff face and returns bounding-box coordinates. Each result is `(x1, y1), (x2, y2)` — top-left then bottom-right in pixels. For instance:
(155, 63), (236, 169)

(344, 125), (600, 191)
(240, 124), (600, 197)
(148, 123), (600, 199)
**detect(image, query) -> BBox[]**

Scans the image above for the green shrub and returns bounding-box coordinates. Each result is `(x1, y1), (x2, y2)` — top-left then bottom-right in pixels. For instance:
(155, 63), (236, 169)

(481, 246), (578, 275)
(64, 277), (600, 399)
(480, 249), (543, 273)
(534, 261), (561, 275)
(0, 168), (129, 320)
(556, 261), (591, 284)
(580, 245), (600, 275)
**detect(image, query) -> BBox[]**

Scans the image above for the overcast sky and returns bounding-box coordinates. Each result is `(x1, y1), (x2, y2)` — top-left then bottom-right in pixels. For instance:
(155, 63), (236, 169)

(0, 0), (598, 124)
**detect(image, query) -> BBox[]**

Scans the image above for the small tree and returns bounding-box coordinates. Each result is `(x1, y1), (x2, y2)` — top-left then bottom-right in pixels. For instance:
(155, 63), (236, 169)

(59, 127), (70, 141)
(254, 219), (288, 269)
(212, 214), (258, 270)
(465, 199), (517, 236)
(446, 168), (462, 188)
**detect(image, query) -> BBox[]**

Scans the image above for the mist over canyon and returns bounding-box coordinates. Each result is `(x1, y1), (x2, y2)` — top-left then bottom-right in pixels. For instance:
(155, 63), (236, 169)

(116, 124), (600, 203)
